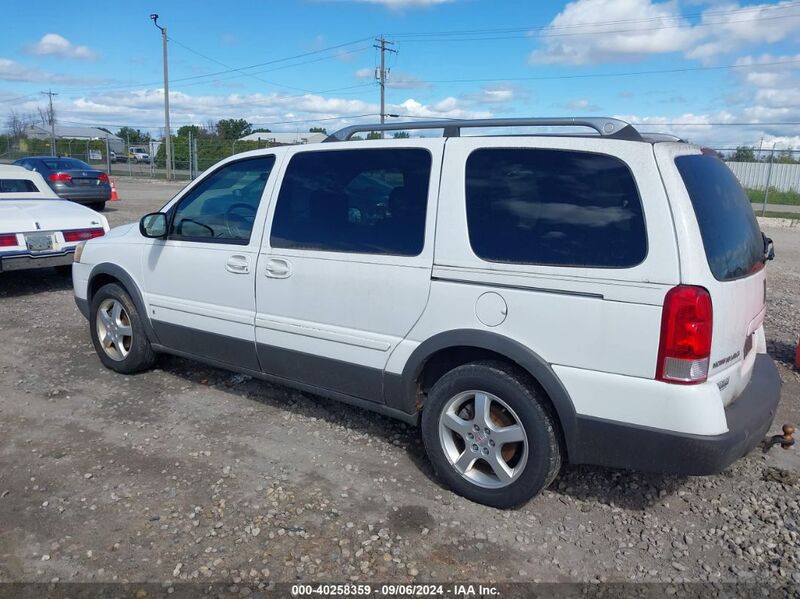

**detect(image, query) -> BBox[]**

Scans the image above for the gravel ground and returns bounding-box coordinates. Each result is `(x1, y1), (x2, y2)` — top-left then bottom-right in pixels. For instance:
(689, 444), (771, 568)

(0, 177), (798, 587)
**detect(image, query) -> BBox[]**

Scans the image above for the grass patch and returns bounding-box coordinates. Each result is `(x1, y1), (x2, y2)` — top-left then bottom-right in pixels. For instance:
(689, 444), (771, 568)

(759, 211), (800, 220)
(747, 187), (800, 206)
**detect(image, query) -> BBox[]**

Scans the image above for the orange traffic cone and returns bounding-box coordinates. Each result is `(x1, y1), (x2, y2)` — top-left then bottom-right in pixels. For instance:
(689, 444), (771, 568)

(110, 179), (119, 201)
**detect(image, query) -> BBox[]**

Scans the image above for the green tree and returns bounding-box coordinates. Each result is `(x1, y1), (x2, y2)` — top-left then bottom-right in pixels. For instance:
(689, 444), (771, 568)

(116, 127), (150, 143)
(177, 125), (209, 138)
(732, 146), (756, 162)
(393, 131), (410, 139)
(251, 127), (272, 134)
(775, 150), (799, 164)
(366, 131), (382, 140)
(216, 118), (253, 140)
(309, 127), (327, 134)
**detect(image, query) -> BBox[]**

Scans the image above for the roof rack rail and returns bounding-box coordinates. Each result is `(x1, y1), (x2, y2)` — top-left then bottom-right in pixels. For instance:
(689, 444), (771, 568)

(325, 117), (643, 142)
(639, 132), (687, 143)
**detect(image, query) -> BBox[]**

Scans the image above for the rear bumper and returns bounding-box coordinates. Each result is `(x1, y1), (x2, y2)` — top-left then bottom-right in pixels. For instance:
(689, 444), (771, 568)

(571, 354), (782, 475)
(51, 185), (111, 203)
(0, 249), (75, 272)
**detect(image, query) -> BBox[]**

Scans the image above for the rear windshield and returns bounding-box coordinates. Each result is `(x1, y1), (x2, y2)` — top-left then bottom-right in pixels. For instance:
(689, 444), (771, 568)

(675, 154), (763, 281)
(42, 158), (91, 170)
(0, 179), (39, 193)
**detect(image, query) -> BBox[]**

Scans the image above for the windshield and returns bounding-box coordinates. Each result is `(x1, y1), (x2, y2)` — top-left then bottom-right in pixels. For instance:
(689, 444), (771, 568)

(42, 158), (92, 170)
(675, 154), (764, 281)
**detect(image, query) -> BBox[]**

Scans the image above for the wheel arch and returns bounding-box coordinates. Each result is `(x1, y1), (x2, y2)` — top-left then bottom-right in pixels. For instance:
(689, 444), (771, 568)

(87, 263), (159, 344)
(386, 329), (578, 458)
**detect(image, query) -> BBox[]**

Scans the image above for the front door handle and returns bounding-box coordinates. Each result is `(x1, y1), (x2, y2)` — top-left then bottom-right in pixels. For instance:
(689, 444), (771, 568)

(226, 254), (250, 274)
(265, 257), (292, 278)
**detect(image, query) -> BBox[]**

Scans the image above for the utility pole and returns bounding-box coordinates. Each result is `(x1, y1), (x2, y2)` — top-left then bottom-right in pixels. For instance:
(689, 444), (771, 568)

(150, 14), (172, 180)
(374, 36), (396, 138)
(40, 90), (58, 156)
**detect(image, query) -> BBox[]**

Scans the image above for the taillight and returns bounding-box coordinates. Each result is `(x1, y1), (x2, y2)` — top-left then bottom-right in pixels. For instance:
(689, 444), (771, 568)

(0, 233), (18, 247)
(98, 173), (109, 183)
(656, 285), (713, 384)
(63, 228), (105, 242)
(48, 172), (72, 182)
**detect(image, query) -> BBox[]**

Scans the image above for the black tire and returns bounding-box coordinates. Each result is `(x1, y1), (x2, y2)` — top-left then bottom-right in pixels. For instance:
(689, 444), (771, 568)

(54, 264), (72, 277)
(89, 283), (156, 374)
(421, 361), (562, 509)
(90, 202), (106, 212)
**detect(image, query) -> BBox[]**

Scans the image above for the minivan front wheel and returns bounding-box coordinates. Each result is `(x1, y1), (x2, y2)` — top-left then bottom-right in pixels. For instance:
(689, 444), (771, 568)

(421, 361), (562, 508)
(90, 283), (156, 374)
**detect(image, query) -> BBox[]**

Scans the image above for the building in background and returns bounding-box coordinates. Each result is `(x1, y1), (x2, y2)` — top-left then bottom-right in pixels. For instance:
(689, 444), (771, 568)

(24, 125), (125, 153)
(237, 131), (327, 145)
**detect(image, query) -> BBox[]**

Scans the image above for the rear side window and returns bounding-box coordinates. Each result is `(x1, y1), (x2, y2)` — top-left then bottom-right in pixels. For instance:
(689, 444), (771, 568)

(465, 148), (647, 268)
(675, 154), (763, 281)
(270, 148), (431, 256)
(0, 179), (39, 193)
(42, 158), (91, 170)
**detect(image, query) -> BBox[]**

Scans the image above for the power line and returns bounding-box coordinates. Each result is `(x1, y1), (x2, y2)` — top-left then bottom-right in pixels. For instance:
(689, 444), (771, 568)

(410, 58), (800, 85)
(59, 37), (374, 96)
(168, 35), (319, 94)
(393, 13), (800, 43)
(390, 1), (800, 38)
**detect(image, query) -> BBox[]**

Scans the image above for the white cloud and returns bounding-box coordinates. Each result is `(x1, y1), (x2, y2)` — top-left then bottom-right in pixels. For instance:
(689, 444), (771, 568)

(355, 67), (430, 89)
(561, 98), (601, 111)
(392, 97), (491, 120)
(0, 57), (103, 84)
(530, 0), (701, 65)
(355, 67), (374, 79)
(687, 1), (799, 61)
(465, 86), (517, 104)
(40, 87), (490, 135)
(26, 33), (97, 60)
(530, 0), (800, 65)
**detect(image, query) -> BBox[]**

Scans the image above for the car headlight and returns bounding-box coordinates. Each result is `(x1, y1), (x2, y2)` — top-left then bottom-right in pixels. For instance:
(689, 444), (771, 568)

(73, 241), (85, 263)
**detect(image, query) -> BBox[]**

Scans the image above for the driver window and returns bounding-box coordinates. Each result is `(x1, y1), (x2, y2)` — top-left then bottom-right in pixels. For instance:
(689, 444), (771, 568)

(170, 155), (275, 243)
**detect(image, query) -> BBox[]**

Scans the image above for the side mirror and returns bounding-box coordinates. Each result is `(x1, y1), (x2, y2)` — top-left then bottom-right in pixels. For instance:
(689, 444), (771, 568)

(140, 212), (168, 238)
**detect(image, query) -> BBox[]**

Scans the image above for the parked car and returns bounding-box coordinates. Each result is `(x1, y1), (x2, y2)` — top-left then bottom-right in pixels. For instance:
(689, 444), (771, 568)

(72, 117), (781, 508)
(0, 165), (108, 275)
(129, 147), (151, 164)
(110, 151), (127, 164)
(13, 156), (112, 211)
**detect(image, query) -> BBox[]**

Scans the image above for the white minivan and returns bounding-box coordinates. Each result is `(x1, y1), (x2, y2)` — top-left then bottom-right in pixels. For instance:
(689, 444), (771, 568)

(72, 118), (781, 508)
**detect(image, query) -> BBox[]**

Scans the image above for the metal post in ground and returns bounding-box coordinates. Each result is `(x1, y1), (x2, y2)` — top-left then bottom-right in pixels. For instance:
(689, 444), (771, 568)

(105, 136), (111, 174)
(762, 144), (776, 216)
(192, 136), (198, 179)
(151, 14), (172, 180)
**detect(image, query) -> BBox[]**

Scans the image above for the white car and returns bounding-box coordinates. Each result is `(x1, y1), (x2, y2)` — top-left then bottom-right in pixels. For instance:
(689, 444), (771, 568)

(72, 118), (781, 508)
(129, 148), (150, 164)
(0, 164), (109, 274)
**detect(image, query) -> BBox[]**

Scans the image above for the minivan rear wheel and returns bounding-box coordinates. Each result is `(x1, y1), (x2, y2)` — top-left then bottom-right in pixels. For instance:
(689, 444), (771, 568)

(90, 283), (156, 374)
(421, 361), (562, 508)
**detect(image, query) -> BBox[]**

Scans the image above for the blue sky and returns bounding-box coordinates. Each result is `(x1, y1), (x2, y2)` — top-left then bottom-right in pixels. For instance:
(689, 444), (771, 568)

(1, 0), (799, 147)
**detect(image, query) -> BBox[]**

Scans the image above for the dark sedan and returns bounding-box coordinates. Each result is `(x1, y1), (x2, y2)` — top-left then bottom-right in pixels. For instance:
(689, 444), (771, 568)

(13, 156), (111, 211)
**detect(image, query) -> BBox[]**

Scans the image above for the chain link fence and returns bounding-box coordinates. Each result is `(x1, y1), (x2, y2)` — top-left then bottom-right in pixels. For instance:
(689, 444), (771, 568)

(2, 135), (799, 205)
(0, 134), (281, 182)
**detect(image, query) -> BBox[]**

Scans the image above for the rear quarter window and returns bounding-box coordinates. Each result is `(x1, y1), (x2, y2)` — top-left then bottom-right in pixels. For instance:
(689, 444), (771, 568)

(675, 154), (763, 281)
(465, 148), (647, 268)
(0, 179), (39, 193)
